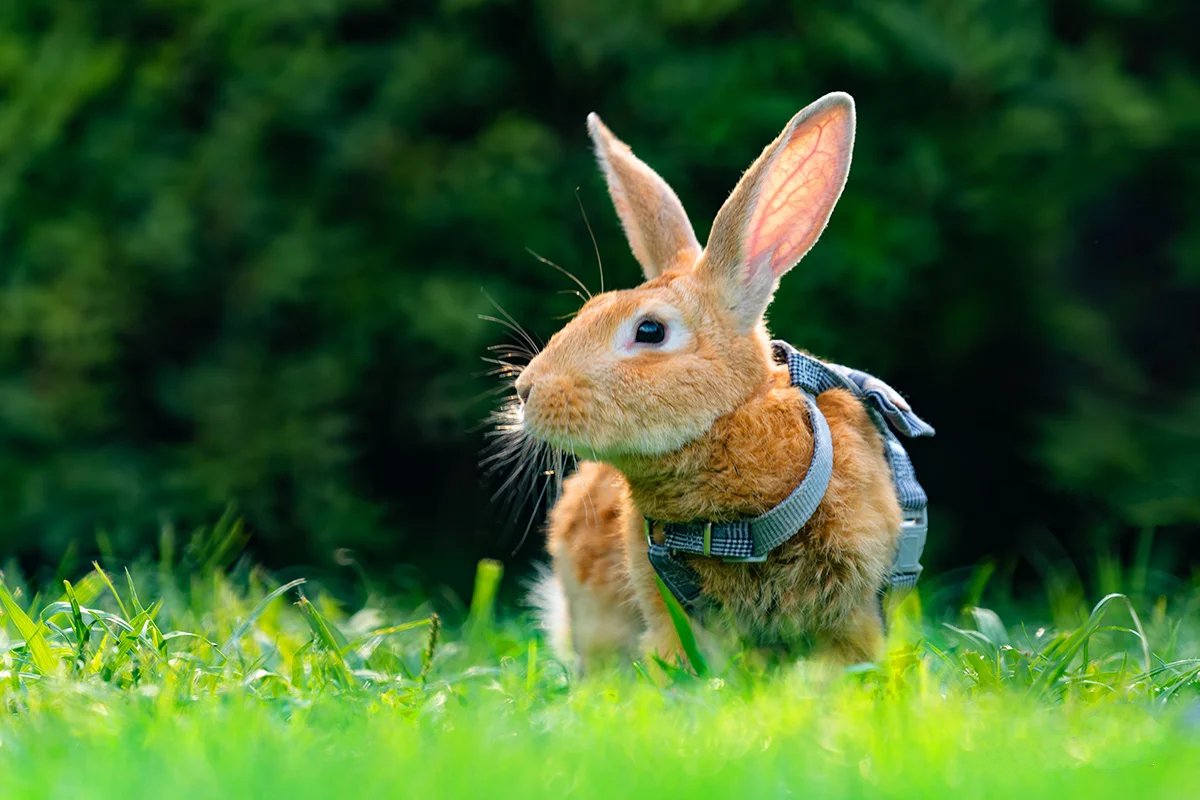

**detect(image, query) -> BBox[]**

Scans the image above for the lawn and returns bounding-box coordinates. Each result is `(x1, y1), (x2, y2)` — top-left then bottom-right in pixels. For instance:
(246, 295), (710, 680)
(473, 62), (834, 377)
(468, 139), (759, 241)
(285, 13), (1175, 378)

(1, 525), (1198, 799)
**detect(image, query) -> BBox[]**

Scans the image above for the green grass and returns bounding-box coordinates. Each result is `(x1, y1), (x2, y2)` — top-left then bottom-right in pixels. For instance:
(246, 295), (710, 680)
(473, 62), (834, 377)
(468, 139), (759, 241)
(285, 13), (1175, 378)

(1, 532), (1199, 798)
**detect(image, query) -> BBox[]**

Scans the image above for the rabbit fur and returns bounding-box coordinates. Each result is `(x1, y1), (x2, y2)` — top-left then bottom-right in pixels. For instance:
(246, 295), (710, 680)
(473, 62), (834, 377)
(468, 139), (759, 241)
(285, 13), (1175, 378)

(516, 93), (902, 669)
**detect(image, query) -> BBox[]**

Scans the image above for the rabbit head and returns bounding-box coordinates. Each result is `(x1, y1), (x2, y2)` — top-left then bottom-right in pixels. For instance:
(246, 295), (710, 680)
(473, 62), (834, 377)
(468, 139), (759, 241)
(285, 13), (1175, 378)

(516, 93), (856, 461)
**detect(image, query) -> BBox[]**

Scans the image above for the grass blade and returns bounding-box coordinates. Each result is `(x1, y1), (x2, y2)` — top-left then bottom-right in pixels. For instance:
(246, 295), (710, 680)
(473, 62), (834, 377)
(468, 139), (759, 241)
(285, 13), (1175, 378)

(653, 576), (708, 677)
(296, 593), (357, 689)
(222, 578), (307, 653)
(466, 560), (504, 638)
(0, 582), (59, 675)
(91, 563), (130, 620)
(420, 613), (441, 688)
(62, 580), (90, 663)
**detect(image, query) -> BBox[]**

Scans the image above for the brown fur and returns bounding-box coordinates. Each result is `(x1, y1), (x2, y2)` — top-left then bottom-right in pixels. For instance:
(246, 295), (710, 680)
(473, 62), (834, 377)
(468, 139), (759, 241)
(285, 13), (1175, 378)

(518, 93), (900, 667)
(588, 113), (701, 279)
(544, 462), (643, 670)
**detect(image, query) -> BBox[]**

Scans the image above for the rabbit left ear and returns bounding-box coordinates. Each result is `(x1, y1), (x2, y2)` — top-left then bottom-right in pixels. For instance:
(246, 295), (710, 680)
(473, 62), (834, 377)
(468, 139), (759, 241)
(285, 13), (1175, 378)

(588, 113), (702, 280)
(697, 93), (856, 331)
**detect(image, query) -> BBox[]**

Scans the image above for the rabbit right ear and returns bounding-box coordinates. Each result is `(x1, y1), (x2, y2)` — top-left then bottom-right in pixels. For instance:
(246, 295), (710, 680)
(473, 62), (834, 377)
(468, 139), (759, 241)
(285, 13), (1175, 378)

(588, 113), (702, 280)
(696, 93), (855, 332)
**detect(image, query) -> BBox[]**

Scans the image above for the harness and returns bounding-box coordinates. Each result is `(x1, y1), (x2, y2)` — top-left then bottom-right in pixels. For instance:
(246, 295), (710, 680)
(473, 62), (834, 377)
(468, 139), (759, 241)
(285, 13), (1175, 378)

(646, 340), (934, 610)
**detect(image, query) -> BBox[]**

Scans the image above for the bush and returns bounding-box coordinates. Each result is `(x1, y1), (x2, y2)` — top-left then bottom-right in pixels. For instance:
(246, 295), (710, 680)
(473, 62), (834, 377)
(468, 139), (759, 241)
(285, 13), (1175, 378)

(0, 0), (1196, 577)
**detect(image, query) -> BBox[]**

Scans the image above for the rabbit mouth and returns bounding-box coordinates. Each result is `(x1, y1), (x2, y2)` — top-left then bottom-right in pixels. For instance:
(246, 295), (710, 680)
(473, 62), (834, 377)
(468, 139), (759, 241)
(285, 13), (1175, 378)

(523, 406), (706, 463)
(519, 372), (715, 459)
(520, 407), (605, 459)
(519, 396), (625, 459)
(516, 374), (600, 443)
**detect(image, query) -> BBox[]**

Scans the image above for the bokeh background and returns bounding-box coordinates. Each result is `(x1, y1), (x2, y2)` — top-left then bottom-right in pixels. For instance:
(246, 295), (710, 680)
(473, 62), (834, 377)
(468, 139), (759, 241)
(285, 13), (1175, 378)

(1, 0), (1197, 595)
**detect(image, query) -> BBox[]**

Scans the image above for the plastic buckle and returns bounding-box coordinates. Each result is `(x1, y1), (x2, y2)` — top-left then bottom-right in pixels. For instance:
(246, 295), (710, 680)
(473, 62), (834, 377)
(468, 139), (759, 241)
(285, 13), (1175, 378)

(903, 507), (927, 528)
(893, 508), (927, 578)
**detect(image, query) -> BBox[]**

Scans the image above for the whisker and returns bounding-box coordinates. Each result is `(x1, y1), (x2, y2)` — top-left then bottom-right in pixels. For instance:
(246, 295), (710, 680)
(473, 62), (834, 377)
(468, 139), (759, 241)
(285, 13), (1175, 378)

(556, 289), (590, 305)
(478, 314), (541, 352)
(480, 358), (524, 373)
(486, 341), (535, 354)
(477, 288), (580, 554)
(526, 247), (592, 301)
(480, 290), (543, 353)
(490, 440), (537, 501)
(485, 346), (535, 362)
(479, 443), (521, 468)
(575, 187), (604, 295)
(511, 473), (550, 556)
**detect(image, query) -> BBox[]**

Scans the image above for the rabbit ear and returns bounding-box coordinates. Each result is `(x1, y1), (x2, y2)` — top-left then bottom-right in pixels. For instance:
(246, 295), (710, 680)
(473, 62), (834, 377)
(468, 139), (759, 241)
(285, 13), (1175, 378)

(697, 93), (855, 331)
(588, 113), (702, 280)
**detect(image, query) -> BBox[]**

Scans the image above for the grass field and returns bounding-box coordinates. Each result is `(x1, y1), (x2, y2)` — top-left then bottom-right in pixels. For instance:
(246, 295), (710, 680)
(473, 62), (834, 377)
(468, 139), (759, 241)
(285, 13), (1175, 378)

(1, 525), (1198, 798)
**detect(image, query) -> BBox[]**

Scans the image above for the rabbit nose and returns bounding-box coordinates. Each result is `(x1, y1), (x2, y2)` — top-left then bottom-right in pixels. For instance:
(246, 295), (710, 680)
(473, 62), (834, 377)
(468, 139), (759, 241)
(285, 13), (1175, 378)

(515, 378), (532, 405)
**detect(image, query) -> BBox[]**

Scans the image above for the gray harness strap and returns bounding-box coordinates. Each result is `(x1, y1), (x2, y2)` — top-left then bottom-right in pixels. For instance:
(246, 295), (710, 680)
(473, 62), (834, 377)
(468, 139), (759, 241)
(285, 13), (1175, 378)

(646, 340), (934, 610)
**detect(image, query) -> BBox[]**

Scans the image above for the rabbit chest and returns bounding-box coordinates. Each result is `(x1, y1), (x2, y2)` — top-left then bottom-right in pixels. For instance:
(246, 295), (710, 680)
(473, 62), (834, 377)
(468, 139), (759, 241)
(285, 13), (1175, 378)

(631, 343), (933, 636)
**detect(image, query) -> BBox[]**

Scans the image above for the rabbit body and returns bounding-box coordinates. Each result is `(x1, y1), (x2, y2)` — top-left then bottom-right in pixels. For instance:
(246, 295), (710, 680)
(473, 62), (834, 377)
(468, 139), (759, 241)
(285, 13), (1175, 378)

(544, 335), (900, 669)
(517, 93), (910, 668)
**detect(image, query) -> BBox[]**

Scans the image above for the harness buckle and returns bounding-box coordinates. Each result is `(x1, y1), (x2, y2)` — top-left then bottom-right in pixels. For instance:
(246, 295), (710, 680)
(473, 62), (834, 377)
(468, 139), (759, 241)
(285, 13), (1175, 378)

(893, 508), (927, 579)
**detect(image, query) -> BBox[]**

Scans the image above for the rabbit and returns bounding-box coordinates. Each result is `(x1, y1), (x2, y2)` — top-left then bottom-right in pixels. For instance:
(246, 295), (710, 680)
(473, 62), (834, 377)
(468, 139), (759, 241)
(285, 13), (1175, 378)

(515, 92), (912, 670)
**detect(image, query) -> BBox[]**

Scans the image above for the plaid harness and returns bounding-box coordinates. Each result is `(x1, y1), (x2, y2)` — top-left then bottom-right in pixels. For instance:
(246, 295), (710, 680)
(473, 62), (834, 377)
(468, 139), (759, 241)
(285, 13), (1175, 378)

(646, 340), (934, 610)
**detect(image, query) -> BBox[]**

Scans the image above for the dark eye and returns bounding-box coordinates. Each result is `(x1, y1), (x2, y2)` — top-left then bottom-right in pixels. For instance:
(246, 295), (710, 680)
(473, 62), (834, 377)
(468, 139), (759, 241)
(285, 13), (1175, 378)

(635, 318), (666, 345)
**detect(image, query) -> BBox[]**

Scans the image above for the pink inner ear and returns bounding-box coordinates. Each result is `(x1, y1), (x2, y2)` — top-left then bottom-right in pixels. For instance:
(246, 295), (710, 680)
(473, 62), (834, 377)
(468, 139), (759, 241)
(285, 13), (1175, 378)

(745, 110), (850, 277)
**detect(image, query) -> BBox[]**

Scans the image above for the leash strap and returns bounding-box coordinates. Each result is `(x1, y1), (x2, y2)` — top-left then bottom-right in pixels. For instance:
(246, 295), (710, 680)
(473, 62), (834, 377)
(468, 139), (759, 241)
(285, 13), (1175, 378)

(647, 341), (933, 610)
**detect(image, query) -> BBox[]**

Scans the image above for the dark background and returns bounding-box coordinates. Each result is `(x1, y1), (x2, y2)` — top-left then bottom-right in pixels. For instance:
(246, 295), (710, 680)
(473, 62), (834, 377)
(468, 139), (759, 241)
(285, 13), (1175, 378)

(1, 0), (1197, 595)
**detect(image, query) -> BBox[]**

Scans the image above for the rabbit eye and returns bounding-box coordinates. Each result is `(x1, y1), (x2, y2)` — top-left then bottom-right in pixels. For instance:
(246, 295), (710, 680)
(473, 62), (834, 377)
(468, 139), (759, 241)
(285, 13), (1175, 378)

(634, 318), (666, 345)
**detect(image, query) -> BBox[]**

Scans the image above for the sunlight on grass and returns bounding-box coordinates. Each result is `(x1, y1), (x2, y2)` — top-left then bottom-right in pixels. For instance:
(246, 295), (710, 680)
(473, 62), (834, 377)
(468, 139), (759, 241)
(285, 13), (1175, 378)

(1, 540), (1198, 798)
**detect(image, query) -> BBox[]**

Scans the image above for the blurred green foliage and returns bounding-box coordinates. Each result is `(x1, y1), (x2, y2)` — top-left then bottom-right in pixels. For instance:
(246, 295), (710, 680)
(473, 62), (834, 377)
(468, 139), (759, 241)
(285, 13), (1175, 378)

(0, 0), (1196, 579)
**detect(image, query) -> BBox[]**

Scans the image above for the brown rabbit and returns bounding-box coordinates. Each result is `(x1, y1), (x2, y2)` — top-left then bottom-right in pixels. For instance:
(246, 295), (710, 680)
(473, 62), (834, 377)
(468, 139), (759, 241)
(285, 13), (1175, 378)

(515, 93), (930, 670)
